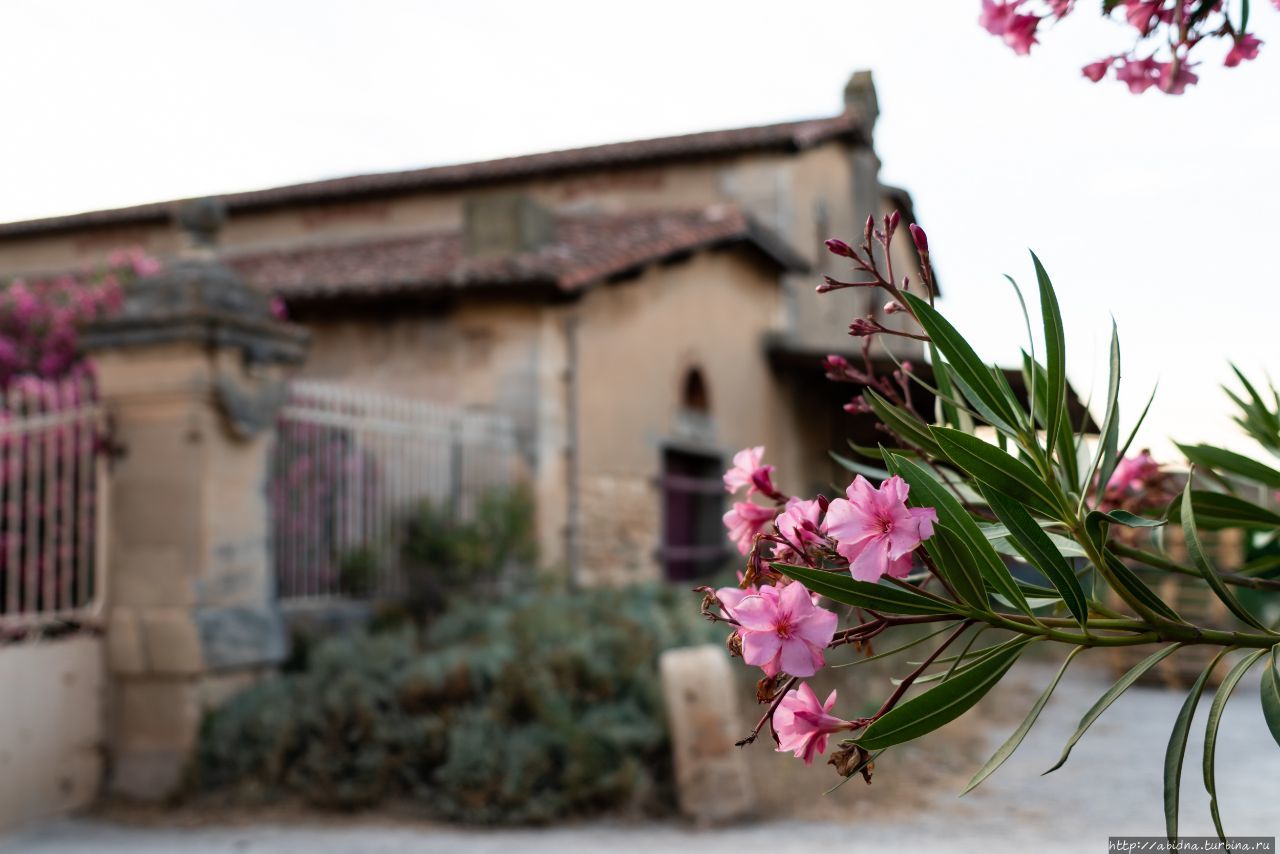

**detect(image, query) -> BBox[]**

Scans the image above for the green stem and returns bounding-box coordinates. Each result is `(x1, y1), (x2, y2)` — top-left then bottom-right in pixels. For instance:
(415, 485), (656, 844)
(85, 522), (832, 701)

(1112, 541), (1280, 593)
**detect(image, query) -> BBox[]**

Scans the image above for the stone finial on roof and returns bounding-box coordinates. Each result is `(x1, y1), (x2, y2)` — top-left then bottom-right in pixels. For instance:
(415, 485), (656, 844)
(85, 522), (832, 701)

(176, 197), (227, 257)
(843, 70), (879, 131)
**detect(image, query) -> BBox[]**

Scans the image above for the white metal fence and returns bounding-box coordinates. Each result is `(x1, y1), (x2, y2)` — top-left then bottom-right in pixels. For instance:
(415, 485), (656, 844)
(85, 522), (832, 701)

(0, 375), (105, 629)
(271, 380), (520, 601)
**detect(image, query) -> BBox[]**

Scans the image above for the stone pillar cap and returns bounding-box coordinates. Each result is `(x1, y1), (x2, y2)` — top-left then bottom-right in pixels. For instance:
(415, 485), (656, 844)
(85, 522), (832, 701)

(82, 199), (307, 364)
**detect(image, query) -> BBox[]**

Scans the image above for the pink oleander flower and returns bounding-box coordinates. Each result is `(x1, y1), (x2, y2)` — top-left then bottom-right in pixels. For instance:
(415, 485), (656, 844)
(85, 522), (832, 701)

(1122, 0), (1168, 34)
(733, 582), (837, 677)
(1104, 450), (1161, 498)
(773, 497), (825, 561)
(1116, 56), (1160, 93)
(723, 501), (777, 555)
(979, 0), (1019, 36)
(1082, 57), (1115, 82)
(1003, 13), (1040, 55)
(724, 445), (778, 497)
(1225, 34), (1262, 67)
(774, 683), (850, 765)
(824, 475), (937, 582)
(716, 579), (758, 621)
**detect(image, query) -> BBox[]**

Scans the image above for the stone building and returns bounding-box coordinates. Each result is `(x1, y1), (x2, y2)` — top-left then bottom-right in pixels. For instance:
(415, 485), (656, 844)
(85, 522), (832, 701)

(0, 71), (932, 587)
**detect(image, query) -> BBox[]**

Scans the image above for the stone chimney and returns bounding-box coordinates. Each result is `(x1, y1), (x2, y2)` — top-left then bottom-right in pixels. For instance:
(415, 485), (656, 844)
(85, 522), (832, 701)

(843, 70), (880, 134)
(463, 193), (555, 258)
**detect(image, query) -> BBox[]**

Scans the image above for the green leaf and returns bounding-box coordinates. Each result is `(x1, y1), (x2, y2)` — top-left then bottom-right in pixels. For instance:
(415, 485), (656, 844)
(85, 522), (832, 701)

(1023, 353), (1079, 493)
(887, 453), (1033, 617)
(1164, 647), (1232, 842)
(932, 427), (1064, 519)
(1168, 489), (1280, 530)
(930, 343), (962, 429)
(857, 639), (1031, 751)
(1241, 0), (1252, 43)
(1181, 480), (1269, 631)
(1031, 253), (1067, 461)
(901, 292), (1024, 431)
(981, 487), (1087, 628)
(1092, 322), (1122, 504)
(1261, 649), (1280, 749)
(1083, 508), (1165, 551)
(1104, 553), (1184, 623)
(922, 524), (989, 609)
(1176, 443), (1280, 490)
(1204, 649), (1268, 842)
(962, 645), (1085, 796)
(1044, 644), (1181, 774)
(864, 390), (945, 458)
(772, 563), (963, 616)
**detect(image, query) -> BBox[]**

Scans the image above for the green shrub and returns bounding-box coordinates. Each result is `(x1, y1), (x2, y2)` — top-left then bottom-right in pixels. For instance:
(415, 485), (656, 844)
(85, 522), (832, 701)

(193, 584), (719, 823)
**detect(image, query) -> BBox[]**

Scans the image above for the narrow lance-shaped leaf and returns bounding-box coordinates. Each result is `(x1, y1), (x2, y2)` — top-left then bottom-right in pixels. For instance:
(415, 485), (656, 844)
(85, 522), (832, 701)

(772, 563), (964, 616)
(1166, 489), (1280, 530)
(1031, 252), (1066, 461)
(921, 523), (988, 610)
(1164, 647), (1232, 842)
(1103, 552), (1184, 624)
(1023, 353), (1079, 494)
(1176, 443), (1280, 490)
(901, 292), (1025, 431)
(981, 486), (1088, 628)
(1181, 479), (1270, 631)
(864, 390), (945, 458)
(1044, 644), (1181, 774)
(1261, 648), (1280, 750)
(1204, 649), (1268, 843)
(857, 639), (1032, 751)
(932, 426), (1065, 520)
(886, 453), (1034, 617)
(1090, 321), (1122, 503)
(962, 645), (1085, 796)
(930, 343), (962, 429)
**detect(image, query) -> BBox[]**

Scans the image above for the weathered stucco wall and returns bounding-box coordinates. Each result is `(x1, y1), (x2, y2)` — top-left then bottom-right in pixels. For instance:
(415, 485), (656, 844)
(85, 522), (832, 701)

(0, 636), (104, 831)
(572, 251), (804, 586)
(295, 301), (571, 572)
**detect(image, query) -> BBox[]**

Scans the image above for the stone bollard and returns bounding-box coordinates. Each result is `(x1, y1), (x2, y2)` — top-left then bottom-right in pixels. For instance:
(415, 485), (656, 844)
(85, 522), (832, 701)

(658, 644), (756, 824)
(81, 199), (307, 799)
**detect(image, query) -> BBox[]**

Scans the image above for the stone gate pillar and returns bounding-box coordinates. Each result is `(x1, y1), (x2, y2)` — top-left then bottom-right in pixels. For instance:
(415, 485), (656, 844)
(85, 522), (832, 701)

(81, 199), (307, 799)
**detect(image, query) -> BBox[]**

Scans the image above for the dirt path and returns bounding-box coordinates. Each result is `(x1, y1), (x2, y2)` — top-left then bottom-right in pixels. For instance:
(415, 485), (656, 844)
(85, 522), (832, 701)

(3, 660), (1277, 853)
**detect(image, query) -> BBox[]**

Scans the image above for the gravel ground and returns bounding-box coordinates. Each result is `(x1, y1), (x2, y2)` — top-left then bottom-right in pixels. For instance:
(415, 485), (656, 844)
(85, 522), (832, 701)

(3, 659), (1278, 853)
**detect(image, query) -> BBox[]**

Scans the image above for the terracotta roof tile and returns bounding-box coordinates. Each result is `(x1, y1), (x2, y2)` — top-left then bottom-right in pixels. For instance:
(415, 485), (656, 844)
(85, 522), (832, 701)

(228, 206), (807, 302)
(0, 113), (864, 239)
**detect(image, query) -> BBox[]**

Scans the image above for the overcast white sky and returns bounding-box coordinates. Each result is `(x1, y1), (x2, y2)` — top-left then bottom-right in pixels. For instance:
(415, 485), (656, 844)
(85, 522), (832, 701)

(1, 0), (1277, 457)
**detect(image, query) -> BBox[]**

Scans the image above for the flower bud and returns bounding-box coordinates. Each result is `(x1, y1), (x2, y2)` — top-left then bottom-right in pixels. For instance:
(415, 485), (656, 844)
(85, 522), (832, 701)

(843, 397), (873, 415)
(824, 238), (855, 258)
(849, 318), (879, 337)
(900, 360), (915, 374)
(884, 301), (905, 315)
(823, 354), (849, 372)
(887, 210), (901, 236)
(863, 215), (875, 245)
(908, 223), (928, 253)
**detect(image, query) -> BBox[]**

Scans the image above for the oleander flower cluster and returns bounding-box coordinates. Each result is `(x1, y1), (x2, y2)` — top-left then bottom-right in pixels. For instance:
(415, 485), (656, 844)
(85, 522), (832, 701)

(694, 210), (1280, 840)
(980, 0), (1272, 94)
(0, 247), (161, 388)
